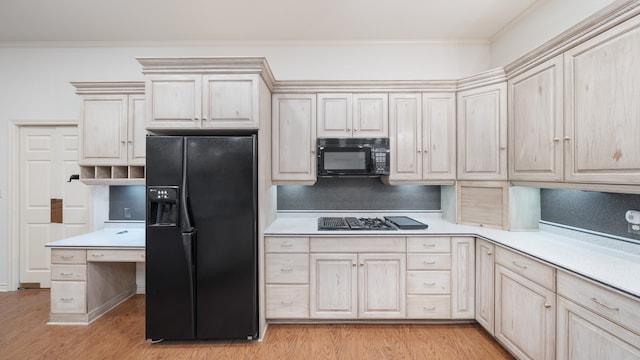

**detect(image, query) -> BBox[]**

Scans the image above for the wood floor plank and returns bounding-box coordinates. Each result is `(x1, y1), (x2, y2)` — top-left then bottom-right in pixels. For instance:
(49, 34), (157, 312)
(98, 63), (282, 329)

(0, 290), (514, 359)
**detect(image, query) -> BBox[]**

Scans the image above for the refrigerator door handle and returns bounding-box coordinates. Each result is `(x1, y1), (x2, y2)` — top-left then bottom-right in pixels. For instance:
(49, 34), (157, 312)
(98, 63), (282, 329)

(180, 138), (195, 233)
(181, 229), (197, 338)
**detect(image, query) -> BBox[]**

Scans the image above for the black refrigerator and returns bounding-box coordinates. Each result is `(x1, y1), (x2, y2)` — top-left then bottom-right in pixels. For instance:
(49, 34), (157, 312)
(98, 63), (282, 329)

(145, 135), (258, 341)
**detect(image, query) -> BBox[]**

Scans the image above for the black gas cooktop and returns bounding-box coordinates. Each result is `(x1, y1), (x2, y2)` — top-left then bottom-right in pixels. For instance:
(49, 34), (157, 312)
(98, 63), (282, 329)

(318, 216), (428, 231)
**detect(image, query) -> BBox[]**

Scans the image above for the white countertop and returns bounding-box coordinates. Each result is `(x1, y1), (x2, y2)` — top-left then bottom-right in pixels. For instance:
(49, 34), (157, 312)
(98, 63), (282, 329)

(45, 221), (145, 248)
(265, 212), (640, 299)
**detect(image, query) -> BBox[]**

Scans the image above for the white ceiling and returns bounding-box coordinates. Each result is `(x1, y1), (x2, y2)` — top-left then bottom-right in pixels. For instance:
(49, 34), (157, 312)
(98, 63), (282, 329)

(0, 0), (541, 43)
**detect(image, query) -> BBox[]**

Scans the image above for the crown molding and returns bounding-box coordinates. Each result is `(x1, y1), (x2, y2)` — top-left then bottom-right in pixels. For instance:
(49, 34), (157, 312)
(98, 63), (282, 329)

(271, 79), (458, 93)
(456, 68), (506, 92)
(70, 81), (145, 95)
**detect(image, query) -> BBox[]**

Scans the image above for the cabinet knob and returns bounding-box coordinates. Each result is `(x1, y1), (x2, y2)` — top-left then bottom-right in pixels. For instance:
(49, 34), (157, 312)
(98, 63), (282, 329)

(424, 149), (429, 153)
(417, 149), (422, 153)
(564, 136), (571, 141)
(486, 251), (493, 256)
(553, 137), (560, 142)
(311, 150), (315, 154)
(352, 263), (357, 267)
(544, 303), (552, 309)
(500, 146), (506, 150)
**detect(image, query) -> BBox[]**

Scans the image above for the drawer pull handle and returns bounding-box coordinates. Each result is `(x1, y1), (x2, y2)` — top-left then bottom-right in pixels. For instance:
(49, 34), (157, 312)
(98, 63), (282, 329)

(591, 298), (620, 311)
(423, 306), (436, 311)
(60, 297), (75, 303)
(280, 242), (293, 248)
(60, 255), (74, 260)
(423, 261), (437, 265)
(423, 243), (436, 248)
(59, 272), (74, 277)
(423, 282), (436, 287)
(280, 267), (293, 272)
(280, 301), (294, 306)
(512, 261), (528, 269)
(91, 254), (104, 258)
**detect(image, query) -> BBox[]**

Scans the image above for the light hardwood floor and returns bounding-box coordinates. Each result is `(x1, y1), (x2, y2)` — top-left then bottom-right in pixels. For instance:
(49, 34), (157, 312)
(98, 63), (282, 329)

(0, 289), (514, 359)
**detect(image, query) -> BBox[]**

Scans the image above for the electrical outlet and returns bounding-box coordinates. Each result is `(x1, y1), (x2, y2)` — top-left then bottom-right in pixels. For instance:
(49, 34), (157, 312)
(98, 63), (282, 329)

(625, 210), (640, 235)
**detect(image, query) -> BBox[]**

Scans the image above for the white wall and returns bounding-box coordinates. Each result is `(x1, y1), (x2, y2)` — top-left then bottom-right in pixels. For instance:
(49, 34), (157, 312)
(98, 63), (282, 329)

(0, 41), (491, 289)
(490, 0), (616, 67)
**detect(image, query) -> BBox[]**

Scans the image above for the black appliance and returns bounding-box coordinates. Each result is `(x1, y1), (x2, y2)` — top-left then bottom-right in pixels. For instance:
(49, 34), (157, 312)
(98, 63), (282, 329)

(317, 138), (390, 177)
(318, 216), (428, 231)
(145, 135), (258, 341)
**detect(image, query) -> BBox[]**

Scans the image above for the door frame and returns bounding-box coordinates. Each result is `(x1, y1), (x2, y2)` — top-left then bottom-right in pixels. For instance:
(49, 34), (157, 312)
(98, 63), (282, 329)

(7, 120), (78, 291)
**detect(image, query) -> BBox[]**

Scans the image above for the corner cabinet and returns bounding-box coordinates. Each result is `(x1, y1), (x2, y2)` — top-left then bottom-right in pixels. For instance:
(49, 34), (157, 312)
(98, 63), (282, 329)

(272, 94), (317, 184)
(457, 72), (507, 181)
(72, 82), (146, 184)
(508, 55), (564, 182)
(494, 247), (556, 360)
(563, 15), (640, 185)
(388, 93), (456, 183)
(317, 93), (388, 138)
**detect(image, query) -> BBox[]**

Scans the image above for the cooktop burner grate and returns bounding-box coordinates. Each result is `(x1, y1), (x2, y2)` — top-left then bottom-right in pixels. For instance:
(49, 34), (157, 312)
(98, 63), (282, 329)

(317, 217), (350, 230)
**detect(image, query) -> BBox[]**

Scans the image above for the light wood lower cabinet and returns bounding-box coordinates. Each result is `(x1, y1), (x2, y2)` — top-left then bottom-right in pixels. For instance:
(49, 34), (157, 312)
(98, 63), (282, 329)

(310, 252), (406, 319)
(495, 247), (556, 360)
(557, 270), (640, 360)
(475, 238), (495, 334)
(265, 237), (310, 319)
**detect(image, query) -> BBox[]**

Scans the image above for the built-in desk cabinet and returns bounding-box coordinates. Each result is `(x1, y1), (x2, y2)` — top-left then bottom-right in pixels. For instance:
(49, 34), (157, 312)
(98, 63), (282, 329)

(317, 93), (388, 138)
(72, 82), (146, 184)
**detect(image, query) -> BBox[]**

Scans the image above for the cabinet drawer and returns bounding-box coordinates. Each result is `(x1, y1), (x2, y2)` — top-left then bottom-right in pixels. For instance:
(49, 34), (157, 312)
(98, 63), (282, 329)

(266, 254), (309, 284)
(558, 270), (640, 336)
(407, 295), (451, 319)
(51, 249), (86, 264)
(266, 285), (309, 319)
(266, 237), (309, 253)
(50, 281), (86, 313)
(87, 249), (145, 262)
(407, 254), (451, 270)
(495, 247), (555, 291)
(51, 265), (87, 281)
(310, 237), (405, 253)
(407, 271), (450, 294)
(407, 237), (450, 253)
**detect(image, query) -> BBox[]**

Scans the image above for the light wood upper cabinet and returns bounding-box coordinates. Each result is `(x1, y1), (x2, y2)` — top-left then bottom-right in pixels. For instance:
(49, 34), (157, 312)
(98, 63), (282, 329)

(317, 93), (388, 138)
(72, 82), (146, 184)
(457, 82), (507, 180)
(145, 74), (259, 130)
(508, 55), (564, 182)
(389, 93), (455, 183)
(272, 94), (317, 184)
(564, 15), (640, 185)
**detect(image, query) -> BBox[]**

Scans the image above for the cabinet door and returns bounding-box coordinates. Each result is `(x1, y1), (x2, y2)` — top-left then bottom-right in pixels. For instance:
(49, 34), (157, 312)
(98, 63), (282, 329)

(310, 254), (358, 319)
(358, 253), (406, 319)
(317, 93), (352, 138)
(202, 74), (258, 129)
(564, 16), (640, 184)
(509, 55), (564, 182)
(128, 94), (146, 166)
(422, 93), (456, 180)
(79, 95), (128, 165)
(146, 75), (201, 129)
(457, 83), (507, 180)
(353, 93), (388, 138)
(475, 239), (495, 335)
(389, 93), (422, 181)
(451, 237), (474, 319)
(495, 264), (555, 360)
(557, 297), (640, 360)
(272, 94), (317, 183)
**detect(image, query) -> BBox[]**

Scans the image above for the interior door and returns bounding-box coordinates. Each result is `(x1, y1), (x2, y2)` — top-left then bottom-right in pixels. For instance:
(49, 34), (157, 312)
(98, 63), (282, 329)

(19, 125), (91, 288)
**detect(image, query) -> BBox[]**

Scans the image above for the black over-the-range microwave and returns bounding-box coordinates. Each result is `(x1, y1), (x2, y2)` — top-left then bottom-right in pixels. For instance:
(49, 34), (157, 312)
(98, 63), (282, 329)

(317, 138), (390, 177)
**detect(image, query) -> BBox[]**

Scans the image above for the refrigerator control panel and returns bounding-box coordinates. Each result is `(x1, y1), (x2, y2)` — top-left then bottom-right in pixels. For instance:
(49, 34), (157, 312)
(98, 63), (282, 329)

(148, 187), (178, 202)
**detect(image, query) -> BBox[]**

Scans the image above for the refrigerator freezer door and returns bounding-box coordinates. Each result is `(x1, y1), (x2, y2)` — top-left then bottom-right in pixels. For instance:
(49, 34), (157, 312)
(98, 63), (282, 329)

(186, 135), (258, 340)
(146, 136), (196, 340)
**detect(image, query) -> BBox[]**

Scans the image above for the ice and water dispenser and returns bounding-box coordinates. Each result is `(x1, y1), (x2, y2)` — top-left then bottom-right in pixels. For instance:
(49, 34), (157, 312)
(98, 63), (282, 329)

(148, 186), (179, 227)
